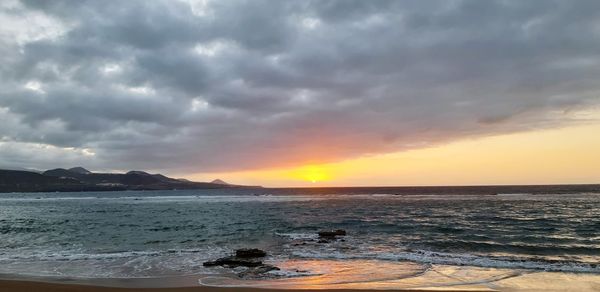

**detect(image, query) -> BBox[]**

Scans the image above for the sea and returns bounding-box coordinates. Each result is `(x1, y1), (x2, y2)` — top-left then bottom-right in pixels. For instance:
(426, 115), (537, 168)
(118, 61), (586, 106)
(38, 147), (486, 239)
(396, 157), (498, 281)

(0, 186), (599, 289)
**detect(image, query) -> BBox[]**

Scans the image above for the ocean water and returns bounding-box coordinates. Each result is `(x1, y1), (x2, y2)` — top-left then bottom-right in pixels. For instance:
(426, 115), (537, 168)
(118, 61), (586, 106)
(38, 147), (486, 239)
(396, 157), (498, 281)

(0, 188), (599, 282)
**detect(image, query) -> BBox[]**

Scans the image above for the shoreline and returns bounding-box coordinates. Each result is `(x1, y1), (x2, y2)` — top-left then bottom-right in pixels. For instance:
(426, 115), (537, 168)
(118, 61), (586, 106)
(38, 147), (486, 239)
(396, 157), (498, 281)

(2, 262), (600, 292)
(0, 279), (494, 292)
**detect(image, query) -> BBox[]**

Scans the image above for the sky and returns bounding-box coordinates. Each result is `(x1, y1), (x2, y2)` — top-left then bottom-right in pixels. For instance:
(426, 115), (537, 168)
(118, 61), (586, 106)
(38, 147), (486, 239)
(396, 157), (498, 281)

(0, 0), (599, 187)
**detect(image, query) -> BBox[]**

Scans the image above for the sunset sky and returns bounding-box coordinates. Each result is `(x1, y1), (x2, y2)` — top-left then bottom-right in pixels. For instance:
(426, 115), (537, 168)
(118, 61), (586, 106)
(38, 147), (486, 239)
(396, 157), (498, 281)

(1, 0), (599, 187)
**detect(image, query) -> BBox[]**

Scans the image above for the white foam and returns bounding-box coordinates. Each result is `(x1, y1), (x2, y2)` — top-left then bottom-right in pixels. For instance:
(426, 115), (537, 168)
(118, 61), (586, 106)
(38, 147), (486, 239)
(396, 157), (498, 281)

(0, 247), (231, 278)
(0, 247), (226, 262)
(275, 232), (318, 240)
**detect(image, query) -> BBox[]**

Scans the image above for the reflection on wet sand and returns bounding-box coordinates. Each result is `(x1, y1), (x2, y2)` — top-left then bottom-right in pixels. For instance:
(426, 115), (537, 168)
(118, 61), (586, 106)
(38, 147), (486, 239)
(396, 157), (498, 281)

(200, 259), (600, 291)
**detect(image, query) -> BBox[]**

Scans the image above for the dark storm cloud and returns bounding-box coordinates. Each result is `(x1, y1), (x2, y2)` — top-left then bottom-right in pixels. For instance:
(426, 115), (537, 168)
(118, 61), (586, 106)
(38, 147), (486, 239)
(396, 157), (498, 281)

(0, 0), (599, 172)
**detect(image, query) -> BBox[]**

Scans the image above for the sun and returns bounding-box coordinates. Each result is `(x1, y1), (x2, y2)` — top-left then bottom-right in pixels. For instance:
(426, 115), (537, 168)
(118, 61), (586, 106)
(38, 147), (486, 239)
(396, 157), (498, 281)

(293, 165), (331, 184)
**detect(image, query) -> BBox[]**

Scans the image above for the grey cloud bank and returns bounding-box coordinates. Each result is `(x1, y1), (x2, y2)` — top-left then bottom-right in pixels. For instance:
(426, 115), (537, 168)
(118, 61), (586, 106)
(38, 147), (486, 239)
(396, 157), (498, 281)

(0, 0), (599, 173)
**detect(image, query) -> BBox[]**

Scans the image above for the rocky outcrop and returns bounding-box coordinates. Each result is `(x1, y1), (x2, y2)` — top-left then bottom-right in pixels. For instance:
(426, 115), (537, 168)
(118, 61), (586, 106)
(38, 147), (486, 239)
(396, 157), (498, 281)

(203, 248), (279, 278)
(318, 229), (346, 238)
(203, 256), (263, 267)
(317, 229), (347, 243)
(237, 264), (280, 278)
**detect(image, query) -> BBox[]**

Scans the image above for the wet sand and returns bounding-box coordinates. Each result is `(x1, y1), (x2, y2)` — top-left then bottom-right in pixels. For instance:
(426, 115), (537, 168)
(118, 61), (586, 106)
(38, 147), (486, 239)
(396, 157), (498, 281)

(2, 275), (600, 292)
(0, 279), (493, 292)
(1, 261), (599, 292)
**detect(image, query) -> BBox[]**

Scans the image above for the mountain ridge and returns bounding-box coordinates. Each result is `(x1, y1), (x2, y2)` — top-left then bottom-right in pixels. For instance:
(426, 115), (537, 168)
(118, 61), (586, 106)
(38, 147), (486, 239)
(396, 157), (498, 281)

(68, 167), (91, 174)
(0, 167), (259, 193)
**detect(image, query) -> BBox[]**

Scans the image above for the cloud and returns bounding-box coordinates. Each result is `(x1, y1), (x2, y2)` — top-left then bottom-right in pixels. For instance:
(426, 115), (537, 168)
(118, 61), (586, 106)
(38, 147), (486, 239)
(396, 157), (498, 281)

(0, 0), (599, 172)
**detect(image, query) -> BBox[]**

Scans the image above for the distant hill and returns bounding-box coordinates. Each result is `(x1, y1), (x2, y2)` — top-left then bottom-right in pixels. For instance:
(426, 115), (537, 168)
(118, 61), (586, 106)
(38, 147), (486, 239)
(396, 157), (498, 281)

(68, 167), (91, 174)
(211, 179), (229, 185)
(43, 168), (81, 178)
(0, 169), (90, 192)
(0, 167), (260, 193)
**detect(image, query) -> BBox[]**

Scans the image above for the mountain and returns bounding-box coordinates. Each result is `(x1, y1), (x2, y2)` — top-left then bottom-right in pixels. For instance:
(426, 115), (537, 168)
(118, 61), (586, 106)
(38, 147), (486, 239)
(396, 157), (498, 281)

(211, 179), (229, 185)
(0, 169), (88, 192)
(68, 167), (92, 174)
(209, 178), (262, 188)
(1, 168), (259, 193)
(43, 168), (82, 178)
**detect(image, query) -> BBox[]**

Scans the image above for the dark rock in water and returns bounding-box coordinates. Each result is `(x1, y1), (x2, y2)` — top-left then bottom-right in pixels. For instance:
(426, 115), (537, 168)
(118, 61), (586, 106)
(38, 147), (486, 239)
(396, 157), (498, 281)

(238, 264), (280, 278)
(203, 256), (263, 267)
(318, 229), (346, 238)
(235, 248), (267, 258)
(203, 248), (278, 275)
(256, 264), (280, 273)
(317, 239), (330, 243)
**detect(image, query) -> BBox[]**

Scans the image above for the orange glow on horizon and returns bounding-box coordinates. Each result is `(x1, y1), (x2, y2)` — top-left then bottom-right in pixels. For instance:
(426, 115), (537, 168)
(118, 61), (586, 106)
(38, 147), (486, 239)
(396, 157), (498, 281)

(182, 122), (600, 187)
(291, 165), (331, 184)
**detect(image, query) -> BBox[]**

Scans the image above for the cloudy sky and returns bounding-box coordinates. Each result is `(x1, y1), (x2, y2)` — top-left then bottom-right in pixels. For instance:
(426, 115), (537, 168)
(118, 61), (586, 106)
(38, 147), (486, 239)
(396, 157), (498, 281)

(1, 0), (599, 185)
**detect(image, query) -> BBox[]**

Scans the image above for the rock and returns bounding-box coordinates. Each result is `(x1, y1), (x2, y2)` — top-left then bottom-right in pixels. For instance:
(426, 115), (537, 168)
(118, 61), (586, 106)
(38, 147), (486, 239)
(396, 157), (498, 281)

(235, 248), (267, 258)
(203, 256), (263, 267)
(238, 264), (280, 278)
(318, 229), (346, 238)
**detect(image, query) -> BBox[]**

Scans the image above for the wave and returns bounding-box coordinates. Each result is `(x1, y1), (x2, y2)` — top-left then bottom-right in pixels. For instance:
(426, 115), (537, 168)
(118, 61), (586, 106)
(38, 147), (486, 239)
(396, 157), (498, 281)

(0, 248), (227, 262)
(275, 232), (319, 240)
(414, 239), (600, 255)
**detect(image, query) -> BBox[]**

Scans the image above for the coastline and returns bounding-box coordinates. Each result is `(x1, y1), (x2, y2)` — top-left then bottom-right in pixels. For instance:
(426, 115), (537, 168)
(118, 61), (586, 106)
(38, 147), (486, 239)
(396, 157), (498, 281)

(2, 271), (600, 292)
(1, 262), (599, 292)
(0, 279), (495, 292)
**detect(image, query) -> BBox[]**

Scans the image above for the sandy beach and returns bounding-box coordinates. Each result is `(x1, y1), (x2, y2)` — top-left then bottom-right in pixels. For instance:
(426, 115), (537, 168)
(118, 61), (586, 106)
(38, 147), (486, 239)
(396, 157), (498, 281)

(1, 262), (600, 292)
(2, 273), (600, 292)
